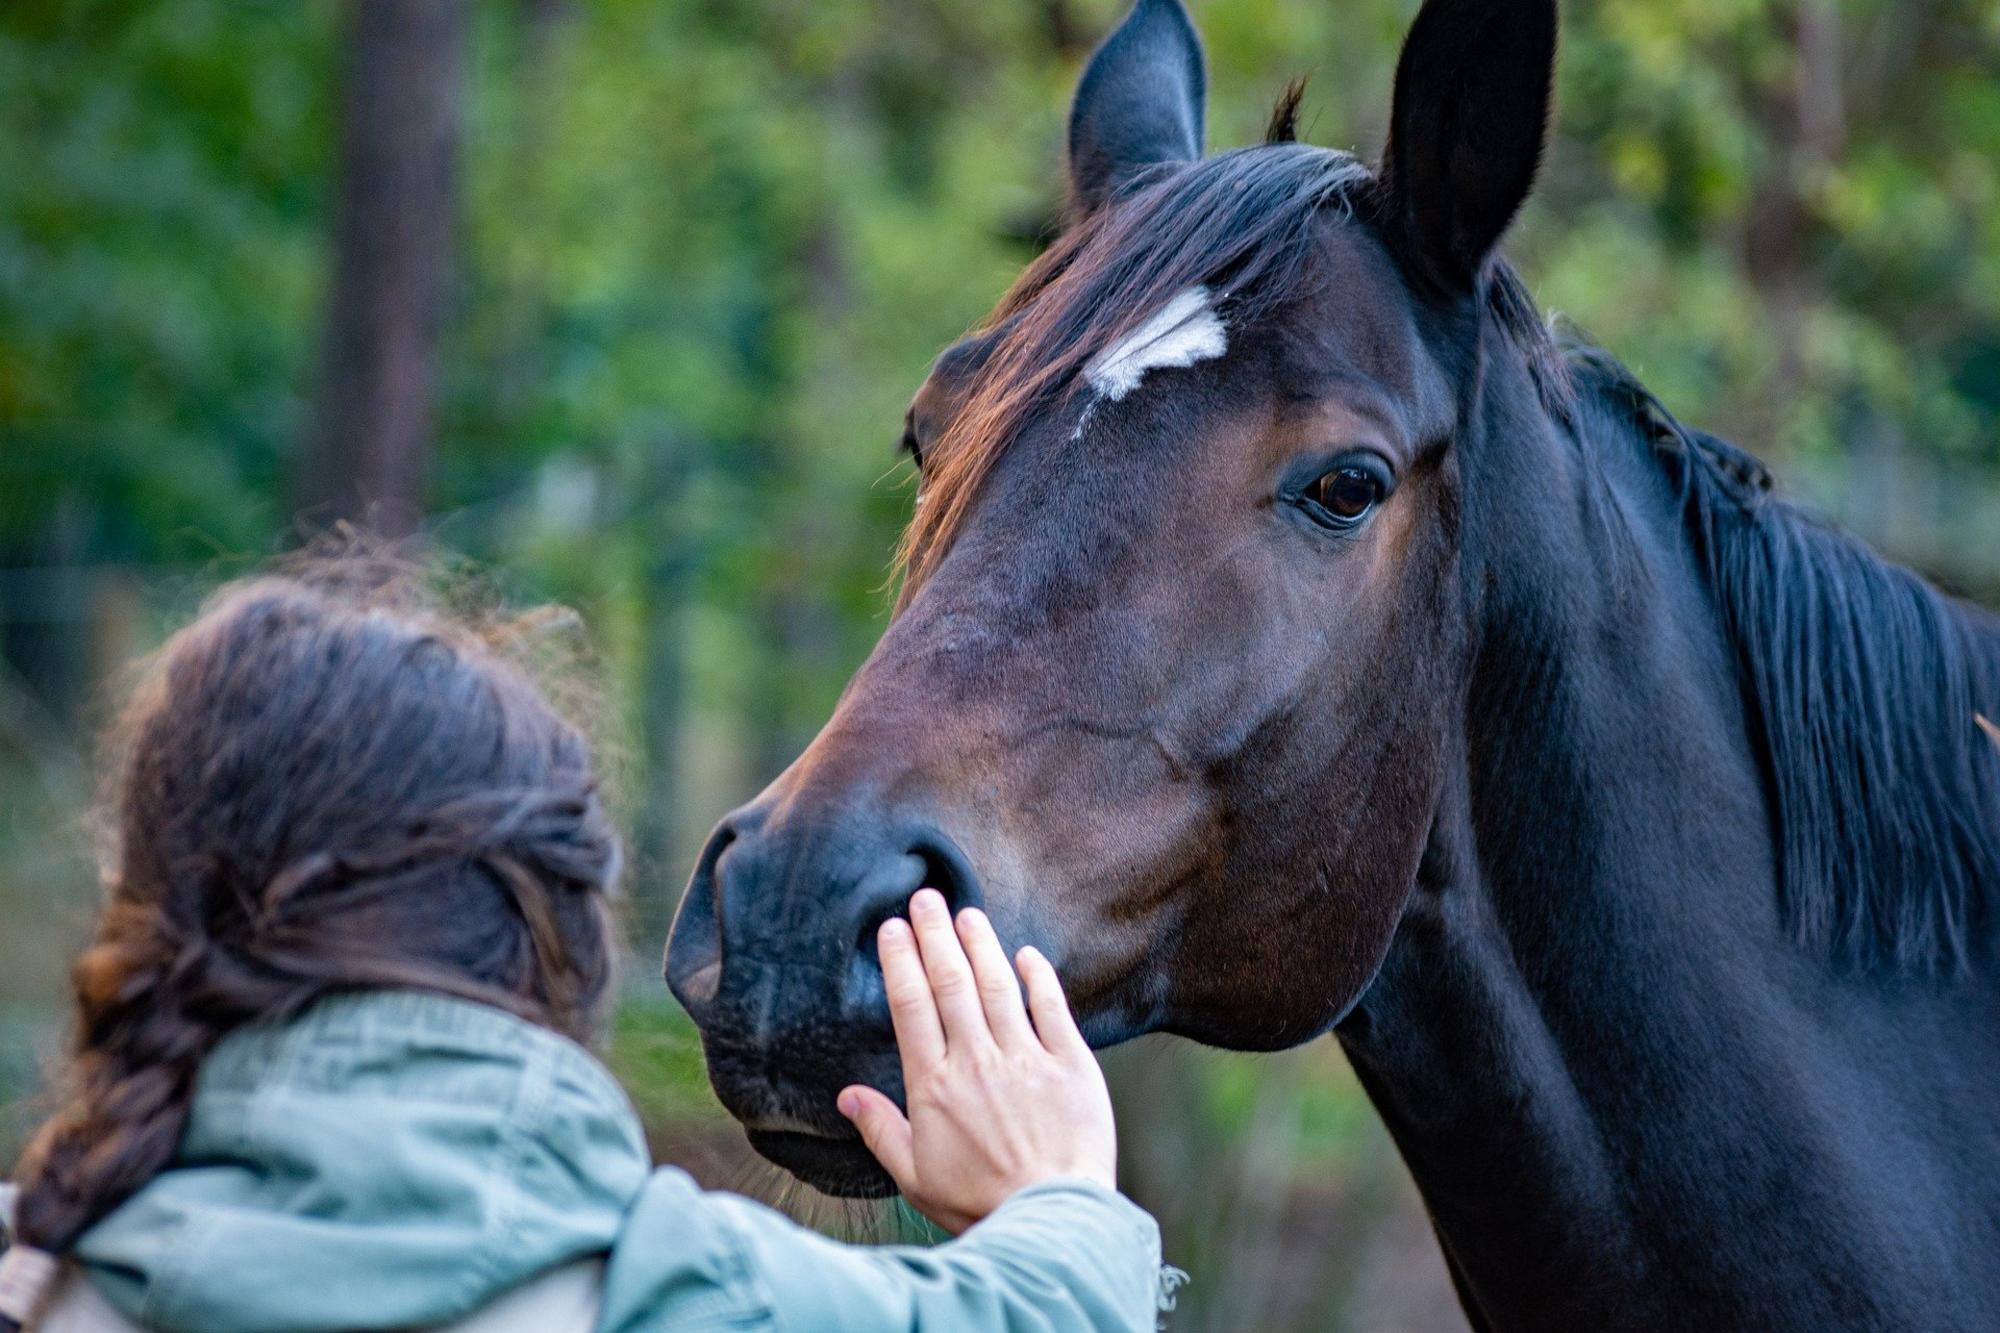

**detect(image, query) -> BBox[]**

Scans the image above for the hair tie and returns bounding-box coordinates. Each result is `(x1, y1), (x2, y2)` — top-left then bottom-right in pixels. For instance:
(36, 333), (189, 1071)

(0, 1244), (60, 1324)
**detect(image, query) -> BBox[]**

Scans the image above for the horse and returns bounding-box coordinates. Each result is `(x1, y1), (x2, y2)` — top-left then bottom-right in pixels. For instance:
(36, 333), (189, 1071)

(664, 0), (2000, 1326)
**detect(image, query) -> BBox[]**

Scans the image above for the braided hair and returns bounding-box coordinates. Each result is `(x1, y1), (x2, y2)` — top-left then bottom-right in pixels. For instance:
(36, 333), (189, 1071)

(0, 568), (622, 1326)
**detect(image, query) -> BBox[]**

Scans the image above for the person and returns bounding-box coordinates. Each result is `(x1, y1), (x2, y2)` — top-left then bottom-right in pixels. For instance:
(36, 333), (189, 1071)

(0, 565), (1171, 1332)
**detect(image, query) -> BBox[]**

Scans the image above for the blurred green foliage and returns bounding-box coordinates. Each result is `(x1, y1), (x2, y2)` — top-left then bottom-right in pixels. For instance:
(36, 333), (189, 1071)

(2, 1), (1996, 1328)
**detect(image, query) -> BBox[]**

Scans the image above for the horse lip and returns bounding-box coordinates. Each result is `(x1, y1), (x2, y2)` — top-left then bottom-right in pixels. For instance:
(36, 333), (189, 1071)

(742, 1110), (850, 1137)
(746, 1127), (894, 1199)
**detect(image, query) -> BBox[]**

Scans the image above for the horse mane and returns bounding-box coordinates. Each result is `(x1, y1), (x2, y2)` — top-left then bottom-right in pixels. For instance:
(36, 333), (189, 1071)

(1570, 347), (2000, 976)
(897, 131), (1565, 593)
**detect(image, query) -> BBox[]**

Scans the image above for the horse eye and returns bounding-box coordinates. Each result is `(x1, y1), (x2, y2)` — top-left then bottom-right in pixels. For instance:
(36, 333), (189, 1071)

(1312, 466), (1382, 521)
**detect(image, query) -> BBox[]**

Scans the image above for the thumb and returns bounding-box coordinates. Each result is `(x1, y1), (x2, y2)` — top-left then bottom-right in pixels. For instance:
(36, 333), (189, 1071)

(838, 1085), (916, 1186)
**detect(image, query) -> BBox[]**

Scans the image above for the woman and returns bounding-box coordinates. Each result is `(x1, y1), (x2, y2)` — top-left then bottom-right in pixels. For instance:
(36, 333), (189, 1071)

(0, 566), (1170, 1331)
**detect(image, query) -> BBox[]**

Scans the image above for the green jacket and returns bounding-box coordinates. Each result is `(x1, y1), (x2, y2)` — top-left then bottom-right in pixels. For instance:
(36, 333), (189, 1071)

(41, 991), (1168, 1332)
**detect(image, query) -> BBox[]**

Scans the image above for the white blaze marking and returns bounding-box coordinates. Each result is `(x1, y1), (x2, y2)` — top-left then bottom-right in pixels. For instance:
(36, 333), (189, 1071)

(1084, 285), (1227, 403)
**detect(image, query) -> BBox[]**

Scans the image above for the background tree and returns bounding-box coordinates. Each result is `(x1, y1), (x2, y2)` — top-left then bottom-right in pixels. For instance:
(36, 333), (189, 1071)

(297, 0), (468, 535)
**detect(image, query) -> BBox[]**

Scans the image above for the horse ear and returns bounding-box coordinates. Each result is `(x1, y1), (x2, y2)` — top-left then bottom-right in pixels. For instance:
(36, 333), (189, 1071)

(1380, 0), (1558, 295)
(1067, 0), (1206, 218)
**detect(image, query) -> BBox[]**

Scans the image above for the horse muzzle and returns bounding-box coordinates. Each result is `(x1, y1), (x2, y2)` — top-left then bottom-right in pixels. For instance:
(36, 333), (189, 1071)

(664, 793), (984, 1195)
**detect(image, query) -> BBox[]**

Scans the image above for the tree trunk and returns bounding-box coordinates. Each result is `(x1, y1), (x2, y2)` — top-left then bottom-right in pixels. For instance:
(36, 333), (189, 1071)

(1739, 0), (1843, 449)
(298, 0), (468, 537)
(635, 433), (694, 950)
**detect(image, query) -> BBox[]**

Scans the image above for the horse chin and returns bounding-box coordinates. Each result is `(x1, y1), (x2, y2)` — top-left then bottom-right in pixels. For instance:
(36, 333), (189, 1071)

(747, 1127), (897, 1198)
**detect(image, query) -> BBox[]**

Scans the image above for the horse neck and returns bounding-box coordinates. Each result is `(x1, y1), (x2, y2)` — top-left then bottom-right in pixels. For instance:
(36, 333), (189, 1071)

(1336, 357), (2000, 1330)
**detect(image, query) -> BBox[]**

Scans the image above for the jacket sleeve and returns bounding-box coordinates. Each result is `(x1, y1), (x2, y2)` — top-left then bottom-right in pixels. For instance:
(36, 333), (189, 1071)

(598, 1168), (1166, 1333)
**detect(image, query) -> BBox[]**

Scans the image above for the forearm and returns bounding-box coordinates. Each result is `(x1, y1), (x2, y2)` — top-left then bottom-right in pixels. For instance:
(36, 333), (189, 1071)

(770, 1179), (1164, 1331)
(601, 1168), (1169, 1333)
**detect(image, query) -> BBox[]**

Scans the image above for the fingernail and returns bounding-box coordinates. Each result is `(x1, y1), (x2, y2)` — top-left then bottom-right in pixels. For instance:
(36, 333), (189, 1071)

(911, 888), (944, 916)
(879, 918), (909, 944)
(837, 1089), (858, 1118)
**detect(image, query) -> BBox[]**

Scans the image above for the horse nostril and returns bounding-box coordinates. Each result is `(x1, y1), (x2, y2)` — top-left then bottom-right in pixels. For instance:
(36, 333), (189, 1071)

(852, 851), (928, 964)
(843, 836), (979, 1035)
(674, 808), (990, 1040)
(851, 835), (985, 967)
(913, 838), (983, 918)
(665, 820), (736, 1015)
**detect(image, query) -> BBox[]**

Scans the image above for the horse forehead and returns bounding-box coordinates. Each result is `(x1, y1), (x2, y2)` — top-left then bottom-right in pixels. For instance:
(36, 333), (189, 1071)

(1289, 232), (1431, 372)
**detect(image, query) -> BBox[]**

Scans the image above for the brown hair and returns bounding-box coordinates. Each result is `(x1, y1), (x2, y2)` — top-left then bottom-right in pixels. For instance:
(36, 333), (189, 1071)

(2, 562), (622, 1282)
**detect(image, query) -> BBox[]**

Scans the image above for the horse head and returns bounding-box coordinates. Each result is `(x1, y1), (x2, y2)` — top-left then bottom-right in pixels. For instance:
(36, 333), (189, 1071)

(666, 0), (1558, 1196)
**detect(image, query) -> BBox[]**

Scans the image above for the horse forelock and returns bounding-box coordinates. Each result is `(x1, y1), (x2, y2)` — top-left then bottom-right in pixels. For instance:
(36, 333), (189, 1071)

(894, 143), (1375, 598)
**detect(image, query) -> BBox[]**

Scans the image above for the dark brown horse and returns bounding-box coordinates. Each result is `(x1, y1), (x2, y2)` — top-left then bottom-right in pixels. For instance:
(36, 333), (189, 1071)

(667, 1), (2000, 1326)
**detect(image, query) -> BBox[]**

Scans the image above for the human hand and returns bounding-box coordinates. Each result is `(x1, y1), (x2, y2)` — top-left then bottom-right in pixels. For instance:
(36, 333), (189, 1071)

(836, 889), (1117, 1235)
